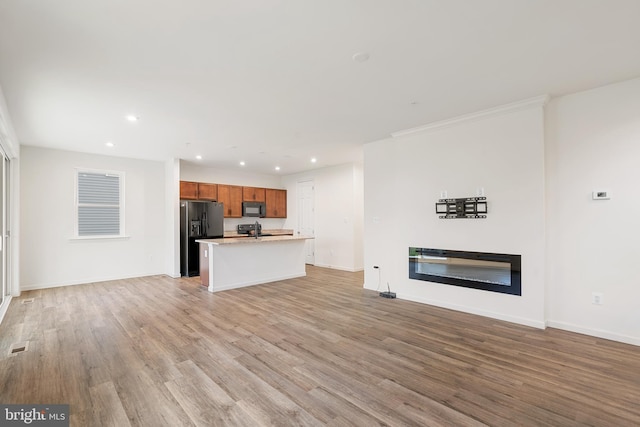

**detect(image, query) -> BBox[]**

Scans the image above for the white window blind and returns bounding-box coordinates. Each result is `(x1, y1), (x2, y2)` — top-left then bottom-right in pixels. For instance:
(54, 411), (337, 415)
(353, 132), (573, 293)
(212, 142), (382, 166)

(76, 171), (123, 237)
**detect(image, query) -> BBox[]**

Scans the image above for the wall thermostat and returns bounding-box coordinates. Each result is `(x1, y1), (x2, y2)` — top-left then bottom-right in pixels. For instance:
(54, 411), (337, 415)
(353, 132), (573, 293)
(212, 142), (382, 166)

(592, 190), (610, 200)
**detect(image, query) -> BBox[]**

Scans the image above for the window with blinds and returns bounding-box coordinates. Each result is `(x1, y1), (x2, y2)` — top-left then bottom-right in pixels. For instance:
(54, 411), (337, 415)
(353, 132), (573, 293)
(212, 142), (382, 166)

(76, 170), (124, 237)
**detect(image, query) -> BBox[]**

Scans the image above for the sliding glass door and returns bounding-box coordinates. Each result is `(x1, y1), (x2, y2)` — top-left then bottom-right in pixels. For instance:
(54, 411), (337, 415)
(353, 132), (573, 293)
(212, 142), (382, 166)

(0, 151), (8, 307)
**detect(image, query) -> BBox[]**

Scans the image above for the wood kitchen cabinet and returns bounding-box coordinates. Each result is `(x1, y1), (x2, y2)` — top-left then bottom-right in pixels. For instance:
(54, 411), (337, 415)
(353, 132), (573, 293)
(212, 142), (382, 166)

(242, 186), (266, 202)
(180, 181), (199, 199)
(265, 189), (287, 218)
(197, 183), (217, 201)
(180, 181), (218, 201)
(217, 184), (243, 217)
(181, 180), (285, 218)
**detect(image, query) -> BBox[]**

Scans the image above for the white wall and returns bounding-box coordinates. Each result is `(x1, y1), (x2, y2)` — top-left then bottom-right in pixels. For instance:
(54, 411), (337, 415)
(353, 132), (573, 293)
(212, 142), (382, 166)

(353, 163), (364, 270)
(180, 161), (283, 188)
(281, 163), (364, 272)
(20, 146), (167, 289)
(165, 159), (181, 277)
(364, 99), (547, 328)
(546, 77), (640, 345)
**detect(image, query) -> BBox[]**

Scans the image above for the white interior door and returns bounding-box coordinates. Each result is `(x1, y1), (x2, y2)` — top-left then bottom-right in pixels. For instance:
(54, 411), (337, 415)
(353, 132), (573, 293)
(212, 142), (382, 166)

(297, 180), (315, 264)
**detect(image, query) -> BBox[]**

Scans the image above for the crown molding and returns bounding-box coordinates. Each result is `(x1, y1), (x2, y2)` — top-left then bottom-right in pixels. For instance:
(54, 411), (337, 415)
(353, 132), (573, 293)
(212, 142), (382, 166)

(391, 94), (550, 138)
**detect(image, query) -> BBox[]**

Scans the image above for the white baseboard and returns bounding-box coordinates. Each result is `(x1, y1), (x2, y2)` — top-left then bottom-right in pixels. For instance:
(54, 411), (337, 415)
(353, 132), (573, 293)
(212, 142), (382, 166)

(0, 295), (13, 326)
(546, 320), (640, 347)
(312, 263), (364, 273)
(362, 282), (377, 291)
(209, 272), (306, 293)
(361, 286), (639, 347)
(20, 271), (167, 291)
(392, 293), (547, 330)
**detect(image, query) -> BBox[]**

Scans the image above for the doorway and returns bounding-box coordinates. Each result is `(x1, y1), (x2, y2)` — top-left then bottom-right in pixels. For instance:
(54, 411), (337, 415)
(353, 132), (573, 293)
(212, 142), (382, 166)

(297, 180), (315, 264)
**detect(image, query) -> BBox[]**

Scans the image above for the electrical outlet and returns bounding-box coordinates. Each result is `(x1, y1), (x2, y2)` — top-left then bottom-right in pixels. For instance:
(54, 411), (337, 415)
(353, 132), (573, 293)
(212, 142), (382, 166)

(592, 191), (610, 200)
(592, 292), (603, 305)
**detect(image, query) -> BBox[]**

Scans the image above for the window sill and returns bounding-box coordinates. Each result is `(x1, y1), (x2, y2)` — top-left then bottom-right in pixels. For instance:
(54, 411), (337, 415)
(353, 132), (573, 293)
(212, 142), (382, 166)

(69, 235), (131, 242)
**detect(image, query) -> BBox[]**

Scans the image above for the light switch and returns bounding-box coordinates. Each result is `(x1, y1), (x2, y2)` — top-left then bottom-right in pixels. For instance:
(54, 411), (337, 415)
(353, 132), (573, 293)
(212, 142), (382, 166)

(592, 190), (610, 200)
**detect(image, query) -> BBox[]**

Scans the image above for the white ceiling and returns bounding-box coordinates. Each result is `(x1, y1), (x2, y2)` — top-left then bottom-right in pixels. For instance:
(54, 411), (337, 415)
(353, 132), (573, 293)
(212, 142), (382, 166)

(1, 1), (639, 175)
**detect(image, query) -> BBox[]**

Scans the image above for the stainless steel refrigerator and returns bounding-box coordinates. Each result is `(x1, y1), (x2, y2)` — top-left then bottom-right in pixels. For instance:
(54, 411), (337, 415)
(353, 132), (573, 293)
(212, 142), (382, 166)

(180, 200), (224, 277)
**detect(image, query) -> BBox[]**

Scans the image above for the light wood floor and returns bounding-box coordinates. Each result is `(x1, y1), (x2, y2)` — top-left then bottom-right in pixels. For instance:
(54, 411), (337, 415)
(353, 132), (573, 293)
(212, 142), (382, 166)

(1, 266), (639, 426)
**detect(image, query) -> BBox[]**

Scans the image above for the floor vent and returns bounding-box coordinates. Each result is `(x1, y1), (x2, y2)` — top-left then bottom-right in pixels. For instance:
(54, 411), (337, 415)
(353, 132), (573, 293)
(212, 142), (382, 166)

(21, 298), (34, 305)
(9, 341), (29, 356)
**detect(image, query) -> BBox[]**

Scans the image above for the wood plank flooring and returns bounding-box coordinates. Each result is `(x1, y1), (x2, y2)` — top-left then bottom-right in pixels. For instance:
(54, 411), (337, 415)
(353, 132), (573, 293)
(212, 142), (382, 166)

(1, 266), (639, 426)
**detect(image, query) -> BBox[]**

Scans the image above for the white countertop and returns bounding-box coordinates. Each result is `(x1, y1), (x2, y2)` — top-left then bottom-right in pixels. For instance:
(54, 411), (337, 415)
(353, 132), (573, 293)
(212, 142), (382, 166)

(197, 234), (313, 245)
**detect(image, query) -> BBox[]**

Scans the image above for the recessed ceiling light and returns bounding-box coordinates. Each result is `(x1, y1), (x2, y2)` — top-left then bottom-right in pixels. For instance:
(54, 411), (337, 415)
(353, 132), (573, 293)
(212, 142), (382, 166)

(352, 52), (370, 63)
(196, 155), (202, 160)
(105, 141), (114, 148)
(240, 161), (245, 166)
(126, 115), (139, 122)
(311, 157), (317, 163)
(275, 166), (280, 171)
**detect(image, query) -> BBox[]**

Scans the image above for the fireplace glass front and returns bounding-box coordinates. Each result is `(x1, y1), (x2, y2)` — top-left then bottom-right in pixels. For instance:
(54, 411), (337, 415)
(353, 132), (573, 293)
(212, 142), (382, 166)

(409, 247), (521, 295)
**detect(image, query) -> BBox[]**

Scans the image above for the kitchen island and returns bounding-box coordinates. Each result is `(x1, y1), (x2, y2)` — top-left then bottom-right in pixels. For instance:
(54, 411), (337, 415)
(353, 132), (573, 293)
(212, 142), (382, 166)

(197, 234), (313, 293)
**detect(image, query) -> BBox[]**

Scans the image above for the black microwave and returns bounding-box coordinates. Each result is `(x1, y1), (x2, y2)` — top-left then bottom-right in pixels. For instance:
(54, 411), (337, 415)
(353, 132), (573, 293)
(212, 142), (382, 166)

(242, 201), (266, 217)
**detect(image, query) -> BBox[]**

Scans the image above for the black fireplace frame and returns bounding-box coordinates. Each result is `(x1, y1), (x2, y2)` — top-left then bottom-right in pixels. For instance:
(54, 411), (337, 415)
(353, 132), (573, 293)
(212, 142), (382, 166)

(409, 247), (521, 296)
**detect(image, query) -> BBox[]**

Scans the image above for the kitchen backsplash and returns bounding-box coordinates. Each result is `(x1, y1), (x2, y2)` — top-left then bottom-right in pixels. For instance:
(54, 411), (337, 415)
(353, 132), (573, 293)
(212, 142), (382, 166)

(223, 217), (287, 232)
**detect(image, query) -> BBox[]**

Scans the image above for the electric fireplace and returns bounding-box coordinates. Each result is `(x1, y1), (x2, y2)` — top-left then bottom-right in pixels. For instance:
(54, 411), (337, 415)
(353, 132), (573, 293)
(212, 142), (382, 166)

(409, 247), (521, 295)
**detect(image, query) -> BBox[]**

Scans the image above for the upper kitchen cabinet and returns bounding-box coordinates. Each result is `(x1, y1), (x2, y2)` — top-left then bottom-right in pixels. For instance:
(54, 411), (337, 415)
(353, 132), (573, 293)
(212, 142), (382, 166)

(265, 189), (287, 218)
(242, 186), (266, 202)
(217, 184), (243, 217)
(179, 181), (217, 201)
(197, 183), (217, 201)
(180, 181), (199, 199)
(181, 180), (285, 218)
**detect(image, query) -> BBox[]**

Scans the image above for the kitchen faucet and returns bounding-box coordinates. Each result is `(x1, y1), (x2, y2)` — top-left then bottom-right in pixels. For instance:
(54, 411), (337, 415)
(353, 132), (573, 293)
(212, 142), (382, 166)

(254, 220), (260, 239)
